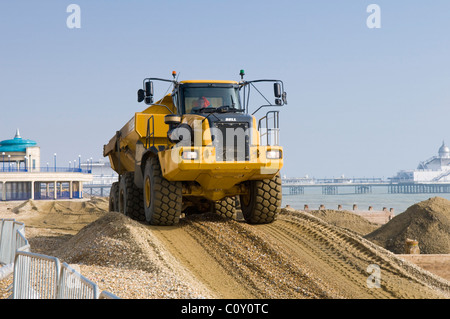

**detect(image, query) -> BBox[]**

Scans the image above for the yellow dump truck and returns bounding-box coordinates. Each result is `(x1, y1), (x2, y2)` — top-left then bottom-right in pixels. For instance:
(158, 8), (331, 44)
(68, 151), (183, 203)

(103, 70), (287, 225)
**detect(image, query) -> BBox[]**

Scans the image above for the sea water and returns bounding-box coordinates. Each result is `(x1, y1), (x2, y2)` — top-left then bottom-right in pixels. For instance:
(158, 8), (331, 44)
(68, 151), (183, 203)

(281, 186), (450, 215)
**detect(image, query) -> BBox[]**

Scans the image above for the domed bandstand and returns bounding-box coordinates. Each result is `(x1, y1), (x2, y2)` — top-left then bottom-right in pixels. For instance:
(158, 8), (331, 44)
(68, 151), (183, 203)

(0, 130), (92, 201)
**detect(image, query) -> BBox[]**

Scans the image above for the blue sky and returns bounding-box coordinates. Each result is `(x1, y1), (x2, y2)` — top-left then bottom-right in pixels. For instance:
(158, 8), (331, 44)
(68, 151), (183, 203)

(1, 1), (449, 179)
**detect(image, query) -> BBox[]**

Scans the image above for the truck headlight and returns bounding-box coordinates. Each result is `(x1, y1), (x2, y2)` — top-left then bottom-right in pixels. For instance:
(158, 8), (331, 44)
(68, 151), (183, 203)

(266, 150), (281, 159)
(181, 151), (198, 160)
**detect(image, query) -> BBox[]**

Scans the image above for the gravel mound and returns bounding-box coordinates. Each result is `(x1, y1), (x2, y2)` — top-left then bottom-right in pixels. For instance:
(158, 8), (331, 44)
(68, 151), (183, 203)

(293, 208), (380, 236)
(53, 212), (157, 270)
(52, 212), (213, 298)
(364, 197), (450, 254)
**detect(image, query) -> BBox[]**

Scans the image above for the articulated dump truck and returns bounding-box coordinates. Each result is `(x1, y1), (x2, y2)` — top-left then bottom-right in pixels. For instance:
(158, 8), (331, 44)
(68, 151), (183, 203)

(103, 70), (287, 226)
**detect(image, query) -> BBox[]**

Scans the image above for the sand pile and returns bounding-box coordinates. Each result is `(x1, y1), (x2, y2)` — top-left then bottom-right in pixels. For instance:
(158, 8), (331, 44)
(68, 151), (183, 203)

(364, 197), (450, 254)
(11, 200), (39, 214)
(51, 211), (213, 298)
(53, 212), (175, 271)
(282, 208), (380, 236)
(309, 209), (380, 236)
(0, 197), (109, 218)
(44, 197), (110, 214)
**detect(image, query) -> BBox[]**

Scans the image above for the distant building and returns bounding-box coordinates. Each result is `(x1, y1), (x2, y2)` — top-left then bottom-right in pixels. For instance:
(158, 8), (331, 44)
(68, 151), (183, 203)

(0, 129), (40, 172)
(81, 159), (118, 197)
(0, 129), (92, 201)
(391, 141), (450, 183)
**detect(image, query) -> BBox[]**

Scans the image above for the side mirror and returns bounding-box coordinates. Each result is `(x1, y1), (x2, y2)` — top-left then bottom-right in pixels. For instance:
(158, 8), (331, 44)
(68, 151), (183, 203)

(274, 83), (282, 98)
(143, 81), (154, 105)
(145, 81), (154, 97)
(275, 98), (282, 106)
(137, 89), (145, 103)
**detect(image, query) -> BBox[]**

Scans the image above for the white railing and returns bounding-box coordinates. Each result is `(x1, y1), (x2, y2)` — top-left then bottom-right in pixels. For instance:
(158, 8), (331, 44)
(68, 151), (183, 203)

(0, 218), (119, 299)
(12, 251), (60, 299)
(57, 262), (100, 299)
(0, 219), (30, 265)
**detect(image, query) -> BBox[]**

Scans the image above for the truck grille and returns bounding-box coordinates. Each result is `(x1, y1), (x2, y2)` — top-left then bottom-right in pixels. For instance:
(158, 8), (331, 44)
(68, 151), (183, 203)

(212, 122), (250, 162)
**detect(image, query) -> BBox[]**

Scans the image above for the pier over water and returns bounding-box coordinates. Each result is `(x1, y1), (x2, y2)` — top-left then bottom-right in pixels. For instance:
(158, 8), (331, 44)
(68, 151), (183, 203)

(281, 177), (450, 195)
(283, 142), (450, 195)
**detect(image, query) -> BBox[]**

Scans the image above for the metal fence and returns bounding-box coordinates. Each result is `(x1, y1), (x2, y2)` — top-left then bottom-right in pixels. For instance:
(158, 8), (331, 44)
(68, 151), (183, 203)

(0, 219), (30, 265)
(1, 218), (119, 299)
(10, 250), (120, 299)
(57, 262), (100, 299)
(12, 252), (60, 299)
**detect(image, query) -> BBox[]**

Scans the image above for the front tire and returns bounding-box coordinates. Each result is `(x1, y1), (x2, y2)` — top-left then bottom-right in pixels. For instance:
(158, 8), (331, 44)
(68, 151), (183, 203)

(240, 173), (282, 224)
(143, 157), (182, 225)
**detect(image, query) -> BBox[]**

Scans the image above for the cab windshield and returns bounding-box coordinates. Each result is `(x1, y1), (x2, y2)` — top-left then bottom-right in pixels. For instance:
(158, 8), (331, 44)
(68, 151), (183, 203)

(181, 85), (242, 114)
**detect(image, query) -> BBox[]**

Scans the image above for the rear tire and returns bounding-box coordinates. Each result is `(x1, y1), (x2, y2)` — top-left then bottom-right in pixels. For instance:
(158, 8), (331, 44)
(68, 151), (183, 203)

(143, 157), (182, 225)
(214, 196), (237, 220)
(109, 182), (119, 211)
(118, 172), (145, 221)
(240, 173), (282, 224)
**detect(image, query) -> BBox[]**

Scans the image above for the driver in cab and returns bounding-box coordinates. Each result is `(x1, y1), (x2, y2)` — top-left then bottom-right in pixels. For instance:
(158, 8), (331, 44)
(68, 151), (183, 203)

(193, 96), (211, 108)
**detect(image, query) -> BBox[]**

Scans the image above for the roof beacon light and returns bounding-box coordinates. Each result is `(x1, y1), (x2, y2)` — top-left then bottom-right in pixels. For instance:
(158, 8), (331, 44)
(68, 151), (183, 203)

(239, 69), (245, 80)
(172, 71), (177, 79)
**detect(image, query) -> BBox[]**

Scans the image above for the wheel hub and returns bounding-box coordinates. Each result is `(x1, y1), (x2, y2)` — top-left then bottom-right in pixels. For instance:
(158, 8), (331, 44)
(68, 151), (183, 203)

(145, 177), (151, 208)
